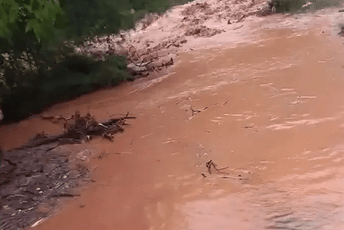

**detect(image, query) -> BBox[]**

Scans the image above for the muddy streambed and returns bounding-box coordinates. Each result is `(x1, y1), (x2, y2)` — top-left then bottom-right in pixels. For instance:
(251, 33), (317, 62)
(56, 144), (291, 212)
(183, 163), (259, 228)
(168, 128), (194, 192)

(1, 16), (344, 230)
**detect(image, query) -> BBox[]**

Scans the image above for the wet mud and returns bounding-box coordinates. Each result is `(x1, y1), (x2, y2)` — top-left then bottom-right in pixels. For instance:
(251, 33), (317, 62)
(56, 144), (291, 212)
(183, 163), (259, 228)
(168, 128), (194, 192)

(0, 144), (90, 230)
(0, 113), (135, 230)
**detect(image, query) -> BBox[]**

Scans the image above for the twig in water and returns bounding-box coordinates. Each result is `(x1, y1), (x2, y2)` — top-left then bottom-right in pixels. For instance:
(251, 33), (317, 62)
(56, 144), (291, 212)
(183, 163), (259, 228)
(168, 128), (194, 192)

(190, 106), (202, 117)
(189, 106), (209, 119)
(206, 160), (229, 174)
(233, 25), (244, 30)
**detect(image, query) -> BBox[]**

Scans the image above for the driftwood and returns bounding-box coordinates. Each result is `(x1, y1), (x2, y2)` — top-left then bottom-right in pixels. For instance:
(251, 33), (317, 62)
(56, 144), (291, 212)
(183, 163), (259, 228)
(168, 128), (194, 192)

(204, 160), (247, 181)
(127, 57), (174, 78)
(206, 160), (229, 174)
(0, 111), (136, 229)
(22, 112), (136, 149)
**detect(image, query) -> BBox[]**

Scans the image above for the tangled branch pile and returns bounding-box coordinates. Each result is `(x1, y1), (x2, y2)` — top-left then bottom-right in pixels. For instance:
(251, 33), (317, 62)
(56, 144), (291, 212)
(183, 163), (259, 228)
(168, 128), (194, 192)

(28, 112), (136, 147)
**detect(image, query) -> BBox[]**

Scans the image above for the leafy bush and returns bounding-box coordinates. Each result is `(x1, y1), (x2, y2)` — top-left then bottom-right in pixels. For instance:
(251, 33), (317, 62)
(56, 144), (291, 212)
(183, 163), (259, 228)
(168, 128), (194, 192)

(1, 54), (131, 121)
(0, 0), (193, 122)
(270, 0), (306, 12)
(310, 0), (342, 10)
(62, 0), (192, 39)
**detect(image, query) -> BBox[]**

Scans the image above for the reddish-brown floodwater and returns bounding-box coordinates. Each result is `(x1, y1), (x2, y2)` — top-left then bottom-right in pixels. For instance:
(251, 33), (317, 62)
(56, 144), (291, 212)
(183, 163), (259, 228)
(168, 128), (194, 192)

(1, 20), (344, 230)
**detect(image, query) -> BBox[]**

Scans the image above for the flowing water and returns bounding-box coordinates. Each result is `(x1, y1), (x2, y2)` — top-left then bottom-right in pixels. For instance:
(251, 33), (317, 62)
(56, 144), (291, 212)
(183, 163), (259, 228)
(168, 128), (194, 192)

(1, 17), (344, 230)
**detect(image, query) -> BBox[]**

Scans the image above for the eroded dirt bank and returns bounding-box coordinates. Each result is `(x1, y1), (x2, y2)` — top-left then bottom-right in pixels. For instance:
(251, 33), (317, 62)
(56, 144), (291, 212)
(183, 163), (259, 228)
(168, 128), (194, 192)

(2, 7), (344, 230)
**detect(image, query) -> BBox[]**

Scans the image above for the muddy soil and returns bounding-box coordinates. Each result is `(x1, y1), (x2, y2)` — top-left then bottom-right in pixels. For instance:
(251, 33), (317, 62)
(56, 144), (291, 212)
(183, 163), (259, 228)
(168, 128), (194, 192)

(0, 113), (134, 229)
(0, 144), (90, 230)
(2, 2), (344, 230)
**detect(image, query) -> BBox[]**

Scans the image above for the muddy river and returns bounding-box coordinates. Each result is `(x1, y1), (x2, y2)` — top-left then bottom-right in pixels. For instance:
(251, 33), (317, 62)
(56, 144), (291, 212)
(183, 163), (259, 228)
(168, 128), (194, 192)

(1, 16), (344, 230)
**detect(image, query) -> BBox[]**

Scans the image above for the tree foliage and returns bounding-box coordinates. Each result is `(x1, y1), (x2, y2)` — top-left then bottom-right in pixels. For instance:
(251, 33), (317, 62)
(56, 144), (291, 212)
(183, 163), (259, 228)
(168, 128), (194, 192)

(63, 0), (125, 38)
(0, 0), (192, 122)
(0, 0), (65, 41)
(0, 0), (66, 107)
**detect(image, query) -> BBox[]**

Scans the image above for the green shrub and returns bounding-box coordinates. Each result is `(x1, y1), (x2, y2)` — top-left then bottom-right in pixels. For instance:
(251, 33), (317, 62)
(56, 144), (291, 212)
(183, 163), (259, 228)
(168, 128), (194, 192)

(1, 54), (131, 122)
(310, 0), (342, 10)
(271, 0), (307, 12)
(271, 0), (342, 12)
(62, 0), (192, 39)
(0, 0), (193, 122)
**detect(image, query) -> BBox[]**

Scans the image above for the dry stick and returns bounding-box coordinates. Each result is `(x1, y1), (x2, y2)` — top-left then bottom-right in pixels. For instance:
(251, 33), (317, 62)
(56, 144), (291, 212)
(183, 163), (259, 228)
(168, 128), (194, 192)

(206, 160), (229, 174)
(190, 105), (210, 117)
(52, 193), (81, 198)
(190, 106), (202, 117)
(134, 60), (153, 67)
(97, 123), (109, 129)
(233, 25), (244, 30)
(189, 101), (221, 118)
(45, 144), (60, 153)
(108, 116), (136, 124)
(237, 15), (246, 23)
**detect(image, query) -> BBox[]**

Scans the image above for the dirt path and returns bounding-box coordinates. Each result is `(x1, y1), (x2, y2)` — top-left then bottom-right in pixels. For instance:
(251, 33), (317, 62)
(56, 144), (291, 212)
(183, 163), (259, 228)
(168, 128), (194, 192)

(2, 5), (344, 230)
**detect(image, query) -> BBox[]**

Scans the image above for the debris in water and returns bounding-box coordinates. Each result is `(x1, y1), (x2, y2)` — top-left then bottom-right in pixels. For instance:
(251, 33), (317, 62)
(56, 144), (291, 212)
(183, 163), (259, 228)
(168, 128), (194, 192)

(51, 193), (81, 198)
(233, 25), (244, 30)
(0, 111), (135, 229)
(190, 106), (205, 117)
(185, 25), (224, 37)
(206, 160), (229, 174)
(34, 111), (136, 147)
